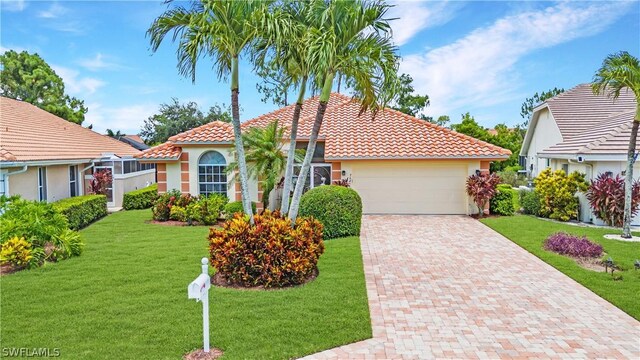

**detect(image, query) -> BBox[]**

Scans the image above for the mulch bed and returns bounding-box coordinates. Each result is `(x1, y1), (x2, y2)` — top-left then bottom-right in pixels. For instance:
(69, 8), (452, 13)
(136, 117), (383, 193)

(183, 348), (223, 360)
(146, 220), (225, 227)
(211, 267), (319, 291)
(0, 264), (20, 276)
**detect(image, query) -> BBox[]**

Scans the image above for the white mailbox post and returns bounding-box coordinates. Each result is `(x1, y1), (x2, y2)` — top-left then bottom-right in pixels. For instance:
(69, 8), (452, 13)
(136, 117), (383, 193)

(188, 258), (211, 353)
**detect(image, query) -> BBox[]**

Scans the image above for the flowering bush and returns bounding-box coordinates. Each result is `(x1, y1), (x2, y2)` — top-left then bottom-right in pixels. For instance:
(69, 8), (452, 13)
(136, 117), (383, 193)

(88, 169), (113, 196)
(544, 232), (603, 258)
(534, 169), (588, 221)
(586, 172), (640, 227)
(466, 173), (501, 217)
(209, 210), (324, 287)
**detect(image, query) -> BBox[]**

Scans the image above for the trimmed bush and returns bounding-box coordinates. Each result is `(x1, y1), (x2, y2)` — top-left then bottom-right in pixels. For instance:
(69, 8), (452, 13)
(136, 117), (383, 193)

(54, 195), (107, 230)
(209, 211), (324, 287)
(544, 232), (603, 258)
(490, 184), (515, 216)
(534, 168), (588, 221)
(299, 185), (362, 239)
(224, 200), (257, 219)
(520, 189), (541, 216)
(123, 184), (158, 210)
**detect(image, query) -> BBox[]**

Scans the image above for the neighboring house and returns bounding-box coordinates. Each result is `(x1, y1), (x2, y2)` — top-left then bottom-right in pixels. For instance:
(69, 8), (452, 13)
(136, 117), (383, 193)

(115, 134), (150, 151)
(0, 97), (155, 208)
(520, 83), (638, 224)
(137, 93), (510, 215)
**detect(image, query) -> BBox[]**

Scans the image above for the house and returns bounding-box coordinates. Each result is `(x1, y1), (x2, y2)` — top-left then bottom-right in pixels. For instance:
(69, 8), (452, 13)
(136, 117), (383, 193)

(0, 97), (155, 208)
(520, 83), (637, 224)
(136, 93), (511, 215)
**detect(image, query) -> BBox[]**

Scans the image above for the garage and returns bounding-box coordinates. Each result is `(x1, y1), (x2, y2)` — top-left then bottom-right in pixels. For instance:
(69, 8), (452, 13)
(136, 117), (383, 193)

(346, 160), (471, 214)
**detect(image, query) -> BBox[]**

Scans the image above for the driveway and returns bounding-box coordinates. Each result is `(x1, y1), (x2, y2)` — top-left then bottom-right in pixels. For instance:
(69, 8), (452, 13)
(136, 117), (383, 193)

(303, 215), (640, 359)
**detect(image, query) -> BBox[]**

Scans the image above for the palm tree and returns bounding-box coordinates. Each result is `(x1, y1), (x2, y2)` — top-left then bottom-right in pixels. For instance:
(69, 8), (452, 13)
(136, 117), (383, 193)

(106, 129), (124, 139)
(228, 120), (304, 209)
(287, 0), (399, 222)
(147, 0), (266, 224)
(592, 51), (640, 238)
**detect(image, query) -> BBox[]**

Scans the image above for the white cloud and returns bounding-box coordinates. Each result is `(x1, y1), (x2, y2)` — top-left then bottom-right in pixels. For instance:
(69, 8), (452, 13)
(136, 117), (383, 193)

(85, 102), (157, 135)
(1, 0), (27, 12)
(78, 53), (122, 71)
(388, 1), (461, 46)
(51, 65), (106, 95)
(400, 1), (634, 119)
(37, 2), (68, 19)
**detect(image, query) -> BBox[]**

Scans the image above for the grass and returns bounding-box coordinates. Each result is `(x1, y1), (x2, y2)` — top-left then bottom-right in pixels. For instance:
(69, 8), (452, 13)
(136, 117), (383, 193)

(0, 210), (371, 359)
(480, 215), (640, 320)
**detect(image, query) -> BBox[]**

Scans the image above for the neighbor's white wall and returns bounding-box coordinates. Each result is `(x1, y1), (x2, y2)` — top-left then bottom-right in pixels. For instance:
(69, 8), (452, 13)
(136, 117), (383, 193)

(113, 170), (156, 208)
(7, 167), (39, 201)
(526, 108), (563, 177)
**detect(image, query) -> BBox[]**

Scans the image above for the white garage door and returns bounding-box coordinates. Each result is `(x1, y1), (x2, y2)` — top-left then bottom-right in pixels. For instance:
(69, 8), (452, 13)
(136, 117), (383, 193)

(349, 161), (469, 214)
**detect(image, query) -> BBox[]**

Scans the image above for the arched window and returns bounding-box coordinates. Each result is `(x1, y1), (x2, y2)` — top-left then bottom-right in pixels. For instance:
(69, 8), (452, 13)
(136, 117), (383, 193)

(198, 151), (227, 197)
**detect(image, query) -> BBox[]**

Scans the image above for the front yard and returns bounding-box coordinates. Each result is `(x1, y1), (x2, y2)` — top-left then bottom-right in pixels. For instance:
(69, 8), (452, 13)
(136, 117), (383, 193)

(481, 215), (640, 320)
(0, 210), (371, 359)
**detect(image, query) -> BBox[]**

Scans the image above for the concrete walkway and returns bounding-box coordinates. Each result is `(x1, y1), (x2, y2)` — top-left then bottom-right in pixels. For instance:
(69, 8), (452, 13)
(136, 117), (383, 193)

(303, 215), (640, 359)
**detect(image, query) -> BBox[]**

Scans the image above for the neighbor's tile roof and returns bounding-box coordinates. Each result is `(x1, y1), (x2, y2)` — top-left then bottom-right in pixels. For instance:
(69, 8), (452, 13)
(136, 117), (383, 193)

(137, 142), (182, 160)
(137, 93), (511, 160)
(0, 97), (140, 162)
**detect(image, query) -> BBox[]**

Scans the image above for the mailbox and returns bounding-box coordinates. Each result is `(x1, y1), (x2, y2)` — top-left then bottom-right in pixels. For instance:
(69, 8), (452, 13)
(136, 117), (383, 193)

(188, 258), (211, 353)
(188, 273), (210, 301)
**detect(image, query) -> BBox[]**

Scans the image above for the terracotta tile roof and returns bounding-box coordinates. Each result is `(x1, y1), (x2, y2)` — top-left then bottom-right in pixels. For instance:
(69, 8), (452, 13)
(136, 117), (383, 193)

(137, 142), (182, 160)
(0, 97), (140, 162)
(544, 83), (636, 138)
(123, 134), (145, 143)
(137, 93), (511, 160)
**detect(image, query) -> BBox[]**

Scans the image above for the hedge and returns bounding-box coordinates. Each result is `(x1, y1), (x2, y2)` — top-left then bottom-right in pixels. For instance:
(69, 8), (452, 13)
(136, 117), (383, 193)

(299, 185), (362, 239)
(490, 184), (516, 216)
(123, 184), (158, 210)
(54, 195), (107, 230)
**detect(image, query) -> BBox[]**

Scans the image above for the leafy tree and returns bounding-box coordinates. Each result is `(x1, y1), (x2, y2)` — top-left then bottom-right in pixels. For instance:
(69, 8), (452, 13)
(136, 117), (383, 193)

(148, 0), (268, 224)
(0, 50), (88, 124)
(254, 60), (293, 107)
(451, 113), (490, 141)
(140, 98), (230, 145)
(287, 0), (399, 223)
(520, 87), (564, 124)
(391, 74), (429, 117)
(592, 51), (640, 238)
(488, 124), (524, 171)
(106, 129), (124, 139)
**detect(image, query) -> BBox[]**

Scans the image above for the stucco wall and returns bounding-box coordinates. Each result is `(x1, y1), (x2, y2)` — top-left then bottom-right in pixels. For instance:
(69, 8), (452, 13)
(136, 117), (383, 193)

(526, 108), (563, 177)
(165, 162), (182, 193)
(6, 163), (88, 202)
(7, 167), (39, 201)
(113, 170), (156, 208)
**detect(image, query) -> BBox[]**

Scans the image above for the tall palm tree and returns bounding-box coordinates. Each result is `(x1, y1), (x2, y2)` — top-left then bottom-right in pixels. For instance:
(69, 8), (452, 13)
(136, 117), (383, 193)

(287, 0), (399, 222)
(592, 51), (640, 238)
(147, 0), (266, 224)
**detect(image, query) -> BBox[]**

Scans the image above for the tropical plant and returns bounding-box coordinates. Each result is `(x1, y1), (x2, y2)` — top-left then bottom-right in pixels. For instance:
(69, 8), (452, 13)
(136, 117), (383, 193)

(106, 129), (124, 138)
(0, 237), (33, 269)
(224, 200), (257, 219)
(592, 51), (640, 238)
(299, 185), (362, 239)
(209, 210), (324, 287)
(534, 168), (588, 222)
(586, 172), (640, 227)
(49, 229), (84, 260)
(287, 0), (399, 223)
(151, 189), (182, 221)
(544, 232), (603, 258)
(148, 0), (266, 224)
(0, 197), (69, 246)
(88, 169), (112, 196)
(195, 194), (228, 225)
(466, 173), (501, 217)
(489, 184), (516, 216)
(169, 205), (187, 222)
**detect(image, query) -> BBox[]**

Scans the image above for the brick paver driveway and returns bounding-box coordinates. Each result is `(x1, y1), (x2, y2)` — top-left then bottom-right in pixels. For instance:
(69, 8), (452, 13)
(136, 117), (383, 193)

(303, 215), (640, 359)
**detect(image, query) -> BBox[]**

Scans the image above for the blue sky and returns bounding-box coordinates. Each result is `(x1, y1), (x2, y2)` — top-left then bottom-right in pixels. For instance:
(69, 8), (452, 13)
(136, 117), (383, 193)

(1, 0), (639, 135)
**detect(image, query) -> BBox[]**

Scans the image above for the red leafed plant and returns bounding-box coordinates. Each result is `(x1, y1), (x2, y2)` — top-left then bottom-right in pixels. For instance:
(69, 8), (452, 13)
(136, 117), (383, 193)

(466, 173), (501, 217)
(586, 172), (640, 227)
(88, 169), (113, 196)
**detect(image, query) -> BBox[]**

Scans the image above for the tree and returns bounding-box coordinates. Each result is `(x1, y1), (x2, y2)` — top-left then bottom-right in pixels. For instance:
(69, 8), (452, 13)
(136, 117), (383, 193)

(255, 60), (293, 107)
(466, 173), (501, 217)
(148, 0), (266, 224)
(106, 129), (124, 139)
(0, 50), (88, 124)
(520, 87), (564, 124)
(592, 51), (640, 238)
(391, 73), (429, 117)
(287, 0), (399, 222)
(140, 98), (230, 145)
(488, 124), (523, 172)
(451, 113), (490, 141)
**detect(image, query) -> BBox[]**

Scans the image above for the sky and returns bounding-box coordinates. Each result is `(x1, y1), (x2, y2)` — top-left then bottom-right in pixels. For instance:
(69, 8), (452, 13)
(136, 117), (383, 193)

(1, 0), (639, 135)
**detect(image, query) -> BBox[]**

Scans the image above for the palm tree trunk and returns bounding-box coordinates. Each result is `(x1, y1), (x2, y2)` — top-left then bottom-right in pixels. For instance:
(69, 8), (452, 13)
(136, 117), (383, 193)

(230, 57), (254, 224)
(289, 73), (334, 223)
(281, 77), (307, 215)
(622, 118), (639, 238)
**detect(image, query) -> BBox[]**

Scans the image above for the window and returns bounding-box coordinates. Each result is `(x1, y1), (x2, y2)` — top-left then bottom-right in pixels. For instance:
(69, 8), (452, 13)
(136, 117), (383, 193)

(198, 151), (227, 196)
(69, 165), (78, 197)
(545, 158), (550, 167)
(0, 172), (6, 196)
(293, 164), (332, 193)
(518, 155), (526, 168)
(38, 167), (47, 201)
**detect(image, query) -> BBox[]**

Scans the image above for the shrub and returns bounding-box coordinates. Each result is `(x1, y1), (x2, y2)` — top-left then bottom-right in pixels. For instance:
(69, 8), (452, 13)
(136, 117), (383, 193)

(586, 173), (640, 227)
(544, 232), (603, 258)
(496, 170), (528, 187)
(88, 169), (113, 196)
(209, 210), (324, 287)
(169, 205), (187, 222)
(466, 173), (501, 217)
(0, 197), (69, 246)
(490, 184), (515, 216)
(224, 201), (257, 219)
(299, 185), (362, 239)
(196, 194), (228, 225)
(0, 237), (33, 269)
(49, 229), (84, 260)
(53, 195), (107, 230)
(123, 184), (158, 210)
(520, 189), (541, 216)
(534, 169), (588, 221)
(151, 189), (181, 221)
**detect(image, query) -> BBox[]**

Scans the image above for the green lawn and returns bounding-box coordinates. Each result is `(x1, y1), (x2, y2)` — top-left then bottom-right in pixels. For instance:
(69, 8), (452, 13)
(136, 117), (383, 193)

(0, 210), (371, 359)
(481, 215), (640, 320)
